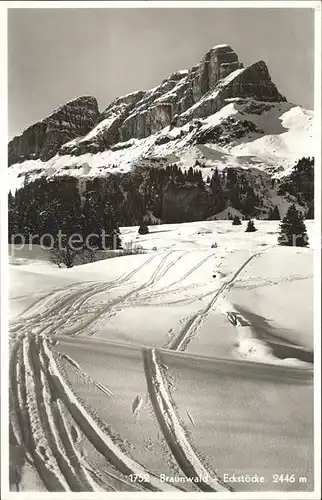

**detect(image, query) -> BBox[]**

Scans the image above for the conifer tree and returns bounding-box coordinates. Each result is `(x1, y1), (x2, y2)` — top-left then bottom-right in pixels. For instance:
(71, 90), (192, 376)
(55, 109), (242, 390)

(272, 205), (280, 220)
(232, 215), (242, 226)
(278, 204), (309, 247)
(268, 205), (281, 220)
(8, 191), (19, 242)
(306, 203), (314, 219)
(138, 222), (149, 235)
(187, 166), (194, 182)
(245, 219), (257, 232)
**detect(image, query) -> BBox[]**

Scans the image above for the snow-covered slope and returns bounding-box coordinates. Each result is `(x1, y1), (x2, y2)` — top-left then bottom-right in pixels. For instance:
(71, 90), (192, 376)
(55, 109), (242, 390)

(8, 99), (313, 193)
(230, 104), (313, 170)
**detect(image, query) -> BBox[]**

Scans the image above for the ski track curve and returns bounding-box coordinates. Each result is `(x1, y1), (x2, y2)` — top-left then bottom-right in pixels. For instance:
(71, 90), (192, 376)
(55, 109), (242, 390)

(9, 334), (181, 492)
(168, 252), (260, 351)
(132, 251), (216, 303)
(72, 251), (185, 336)
(10, 253), (159, 333)
(41, 337), (180, 492)
(12, 335), (104, 491)
(143, 348), (233, 492)
(10, 253), (166, 338)
(72, 252), (181, 335)
(11, 249), (217, 340)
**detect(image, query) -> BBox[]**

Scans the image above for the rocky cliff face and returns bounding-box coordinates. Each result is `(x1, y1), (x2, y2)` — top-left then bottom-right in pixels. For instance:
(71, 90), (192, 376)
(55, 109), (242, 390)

(60, 91), (146, 156)
(117, 45), (285, 142)
(178, 60), (286, 124)
(8, 44), (287, 165)
(8, 96), (99, 165)
(118, 44), (245, 142)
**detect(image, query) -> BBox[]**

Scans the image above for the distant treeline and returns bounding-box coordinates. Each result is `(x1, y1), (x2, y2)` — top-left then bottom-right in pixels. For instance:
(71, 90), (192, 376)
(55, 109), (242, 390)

(8, 157), (314, 243)
(278, 156), (314, 218)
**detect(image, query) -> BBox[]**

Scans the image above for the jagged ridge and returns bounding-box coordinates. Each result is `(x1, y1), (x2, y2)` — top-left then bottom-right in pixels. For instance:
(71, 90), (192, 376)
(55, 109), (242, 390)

(9, 44), (286, 165)
(8, 96), (99, 165)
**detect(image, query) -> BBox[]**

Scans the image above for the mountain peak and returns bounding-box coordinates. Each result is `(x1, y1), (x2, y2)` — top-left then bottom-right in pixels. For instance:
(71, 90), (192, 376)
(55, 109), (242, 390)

(211, 43), (231, 49)
(9, 44), (287, 165)
(9, 95), (99, 165)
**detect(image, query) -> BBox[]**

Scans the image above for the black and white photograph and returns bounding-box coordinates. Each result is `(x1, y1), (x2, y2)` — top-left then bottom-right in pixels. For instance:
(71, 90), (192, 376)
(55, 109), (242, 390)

(1, 1), (321, 497)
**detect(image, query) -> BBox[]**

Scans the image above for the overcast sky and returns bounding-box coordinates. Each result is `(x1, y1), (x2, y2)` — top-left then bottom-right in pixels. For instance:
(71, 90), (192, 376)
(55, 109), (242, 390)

(8, 7), (314, 139)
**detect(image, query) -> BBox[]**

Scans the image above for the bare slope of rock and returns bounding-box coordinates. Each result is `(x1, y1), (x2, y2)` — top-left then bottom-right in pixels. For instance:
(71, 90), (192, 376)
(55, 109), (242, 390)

(8, 96), (99, 165)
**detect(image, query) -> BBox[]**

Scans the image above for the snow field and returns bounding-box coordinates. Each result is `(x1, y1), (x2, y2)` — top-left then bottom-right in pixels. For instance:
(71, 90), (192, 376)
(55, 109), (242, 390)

(9, 218), (314, 492)
(10, 220), (314, 360)
(161, 350), (313, 492)
(54, 338), (188, 490)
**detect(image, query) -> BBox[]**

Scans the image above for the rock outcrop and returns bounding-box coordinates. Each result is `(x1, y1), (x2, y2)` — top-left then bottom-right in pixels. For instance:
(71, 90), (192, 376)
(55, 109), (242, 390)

(8, 96), (99, 165)
(179, 60), (286, 124)
(60, 91), (146, 156)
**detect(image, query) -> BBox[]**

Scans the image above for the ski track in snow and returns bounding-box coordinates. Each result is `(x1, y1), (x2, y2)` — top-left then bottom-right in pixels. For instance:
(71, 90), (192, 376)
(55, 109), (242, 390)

(167, 252), (260, 351)
(9, 333), (181, 492)
(10, 250), (229, 492)
(13, 252), (159, 320)
(10, 336), (102, 491)
(11, 248), (265, 344)
(143, 348), (233, 492)
(10, 251), (192, 339)
(41, 338), (180, 492)
(128, 251), (217, 303)
(9, 240), (313, 492)
(10, 253), (160, 336)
